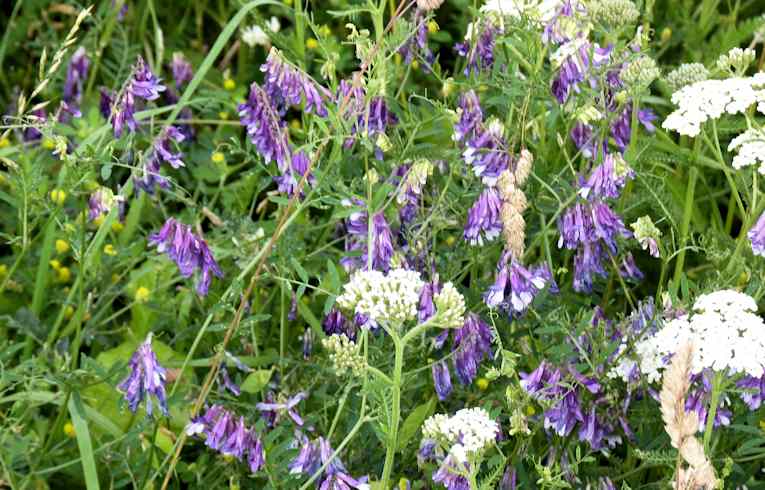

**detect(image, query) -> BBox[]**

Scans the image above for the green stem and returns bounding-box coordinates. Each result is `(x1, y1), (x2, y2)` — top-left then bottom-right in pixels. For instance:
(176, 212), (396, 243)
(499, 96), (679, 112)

(141, 421), (160, 489)
(380, 334), (404, 488)
(703, 372), (723, 453)
(672, 166), (698, 295)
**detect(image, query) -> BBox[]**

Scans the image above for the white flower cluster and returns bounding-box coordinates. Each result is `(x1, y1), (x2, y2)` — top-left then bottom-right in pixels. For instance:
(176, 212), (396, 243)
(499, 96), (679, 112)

(335, 268), (425, 326)
(632, 290), (765, 382)
(433, 282), (466, 328)
(241, 17), (280, 48)
(322, 334), (365, 377)
(423, 408), (499, 462)
(716, 47), (756, 74)
(728, 128), (765, 174)
(662, 73), (765, 137)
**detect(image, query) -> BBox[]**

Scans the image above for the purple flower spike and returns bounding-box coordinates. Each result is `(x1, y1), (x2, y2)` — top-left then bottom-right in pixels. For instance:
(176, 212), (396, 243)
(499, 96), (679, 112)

(579, 154), (635, 200)
(275, 150), (316, 197)
(289, 433), (321, 475)
(238, 83), (292, 172)
(99, 88), (114, 120)
(484, 251), (554, 315)
(323, 308), (356, 341)
(452, 314), (493, 385)
(247, 435), (265, 473)
(315, 437), (370, 489)
(399, 10), (435, 71)
(433, 454), (470, 490)
(618, 252), (643, 282)
(171, 52), (193, 89)
(453, 90), (483, 143)
(261, 48), (329, 116)
(112, 56), (166, 137)
(544, 389), (584, 437)
(456, 20), (499, 76)
(432, 361), (453, 400)
(338, 79), (398, 158)
(738, 373), (765, 409)
(148, 218), (223, 296)
(135, 126), (186, 193)
(418, 280), (441, 323)
(339, 201), (395, 272)
(610, 104), (657, 151)
(749, 210), (765, 257)
(255, 392), (308, 427)
(63, 47), (89, 115)
(464, 188), (502, 246)
(118, 333), (168, 417)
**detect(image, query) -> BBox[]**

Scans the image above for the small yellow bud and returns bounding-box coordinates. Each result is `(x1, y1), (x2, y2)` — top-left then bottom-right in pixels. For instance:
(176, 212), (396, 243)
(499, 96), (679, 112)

(428, 20), (439, 33)
(411, 60), (420, 71)
(57, 267), (72, 283)
(55, 239), (70, 254)
(525, 405), (536, 416)
(49, 259), (62, 270)
(111, 221), (124, 232)
(283, 0), (293, 5)
(50, 189), (67, 206)
(135, 286), (151, 303)
(320, 25), (331, 37)
(660, 27), (672, 44)
(64, 305), (75, 319)
(93, 215), (105, 227)
(0, 264), (7, 276)
(305, 38), (319, 50)
(42, 137), (56, 150)
(223, 79), (236, 91)
(441, 78), (455, 97)
(0, 137), (9, 148)
(218, 111), (229, 120)
(290, 119), (301, 130)
(445, 235), (456, 247)
(476, 378), (489, 391)
(112, 273), (120, 283)
(211, 152), (225, 164)
(63, 421), (76, 438)
(103, 244), (117, 256)
(394, 53), (402, 66)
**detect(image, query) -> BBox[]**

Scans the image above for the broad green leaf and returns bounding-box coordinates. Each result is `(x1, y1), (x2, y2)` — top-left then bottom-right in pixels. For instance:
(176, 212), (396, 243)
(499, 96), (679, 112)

(68, 392), (101, 490)
(240, 369), (273, 394)
(397, 396), (437, 451)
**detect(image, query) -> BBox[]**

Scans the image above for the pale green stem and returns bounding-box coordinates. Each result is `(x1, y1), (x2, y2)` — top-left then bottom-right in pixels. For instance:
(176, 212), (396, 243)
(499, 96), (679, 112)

(703, 372), (724, 453)
(380, 333), (404, 488)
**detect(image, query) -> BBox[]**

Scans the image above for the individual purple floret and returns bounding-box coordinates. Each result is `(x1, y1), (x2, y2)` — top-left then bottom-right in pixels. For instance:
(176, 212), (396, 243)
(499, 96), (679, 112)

(289, 432), (321, 475)
(148, 218), (223, 296)
(261, 48), (328, 116)
(63, 47), (89, 115)
(749, 210), (765, 257)
(117, 333), (168, 417)
(87, 187), (125, 222)
(452, 90), (483, 143)
(256, 392), (307, 427)
(171, 52), (193, 89)
(323, 308), (357, 341)
(432, 360), (453, 401)
(238, 83), (292, 172)
(338, 79), (398, 159)
(452, 314), (493, 385)
(99, 88), (114, 120)
(686, 372), (732, 431)
(418, 280), (441, 324)
(290, 437), (369, 489)
(738, 373), (765, 409)
(610, 104), (657, 151)
(135, 125), (186, 193)
(23, 108), (46, 142)
(399, 9), (435, 70)
(456, 20), (499, 76)
(274, 150), (316, 197)
(571, 123), (604, 160)
(484, 251), (555, 315)
(618, 252), (644, 281)
(464, 188), (502, 246)
(112, 56), (166, 137)
(579, 153), (635, 200)
(340, 200), (395, 272)
(520, 361), (563, 398)
(433, 454), (470, 490)
(551, 42), (612, 104)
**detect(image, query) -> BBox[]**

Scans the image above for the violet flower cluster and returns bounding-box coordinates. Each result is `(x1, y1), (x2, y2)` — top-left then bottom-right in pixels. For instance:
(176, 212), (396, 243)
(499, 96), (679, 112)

(261, 48), (329, 116)
(62, 47), (89, 120)
(399, 9), (435, 71)
(186, 405), (265, 473)
(111, 56), (166, 137)
(338, 199), (394, 272)
(289, 434), (370, 489)
(338, 78), (398, 160)
(256, 391), (307, 427)
(455, 19), (500, 76)
(118, 334), (168, 417)
(749, 211), (765, 257)
(148, 218), (223, 296)
(134, 125), (186, 193)
(484, 250), (557, 316)
(558, 155), (637, 292)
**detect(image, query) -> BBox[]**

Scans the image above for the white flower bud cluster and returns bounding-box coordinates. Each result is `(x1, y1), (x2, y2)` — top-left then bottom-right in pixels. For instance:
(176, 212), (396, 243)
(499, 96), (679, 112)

(422, 408), (499, 463)
(336, 268), (425, 326)
(592, 0), (640, 27)
(620, 56), (660, 90)
(631, 290), (765, 383)
(322, 334), (365, 377)
(716, 47), (756, 74)
(728, 128), (765, 174)
(433, 282), (466, 329)
(665, 63), (710, 92)
(662, 73), (765, 137)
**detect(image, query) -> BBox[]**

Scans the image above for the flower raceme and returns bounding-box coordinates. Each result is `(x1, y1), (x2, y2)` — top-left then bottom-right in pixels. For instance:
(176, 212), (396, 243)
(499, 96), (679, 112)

(186, 405), (265, 473)
(149, 218), (223, 296)
(118, 333), (168, 417)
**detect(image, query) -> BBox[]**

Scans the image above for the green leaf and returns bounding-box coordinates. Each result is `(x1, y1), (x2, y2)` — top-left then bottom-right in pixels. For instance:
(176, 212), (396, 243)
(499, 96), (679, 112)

(240, 369), (273, 394)
(396, 396), (436, 451)
(68, 392), (101, 490)
(290, 257), (309, 283)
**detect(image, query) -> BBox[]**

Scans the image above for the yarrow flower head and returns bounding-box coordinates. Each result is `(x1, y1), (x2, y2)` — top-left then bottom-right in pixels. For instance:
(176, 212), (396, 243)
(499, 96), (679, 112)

(591, 0), (639, 27)
(749, 210), (765, 257)
(662, 73), (765, 137)
(634, 290), (765, 382)
(728, 127), (765, 174)
(433, 282), (467, 329)
(148, 218), (223, 296)
(186, 405), (265, 473)
(335, 268), (425, 327)
(665, 63), (710, 92)
(422, 407), (499, 462)
(619, 56), (660, 92)
(241, 17), (280, 47)
(118, 333), (168, 417)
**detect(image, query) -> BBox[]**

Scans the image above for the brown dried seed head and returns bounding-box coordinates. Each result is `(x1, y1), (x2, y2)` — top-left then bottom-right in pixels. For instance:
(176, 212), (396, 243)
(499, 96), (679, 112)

(514, 149), (533, 186)
(417, 0), (445, 10)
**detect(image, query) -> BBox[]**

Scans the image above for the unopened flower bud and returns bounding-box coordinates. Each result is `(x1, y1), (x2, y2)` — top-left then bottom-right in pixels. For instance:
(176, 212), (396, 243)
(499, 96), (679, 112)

(433, 282), (466, 329)
(620, 56), (660, 91)
(716, 47), (756, 75)
(665, 63), (710, 92)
